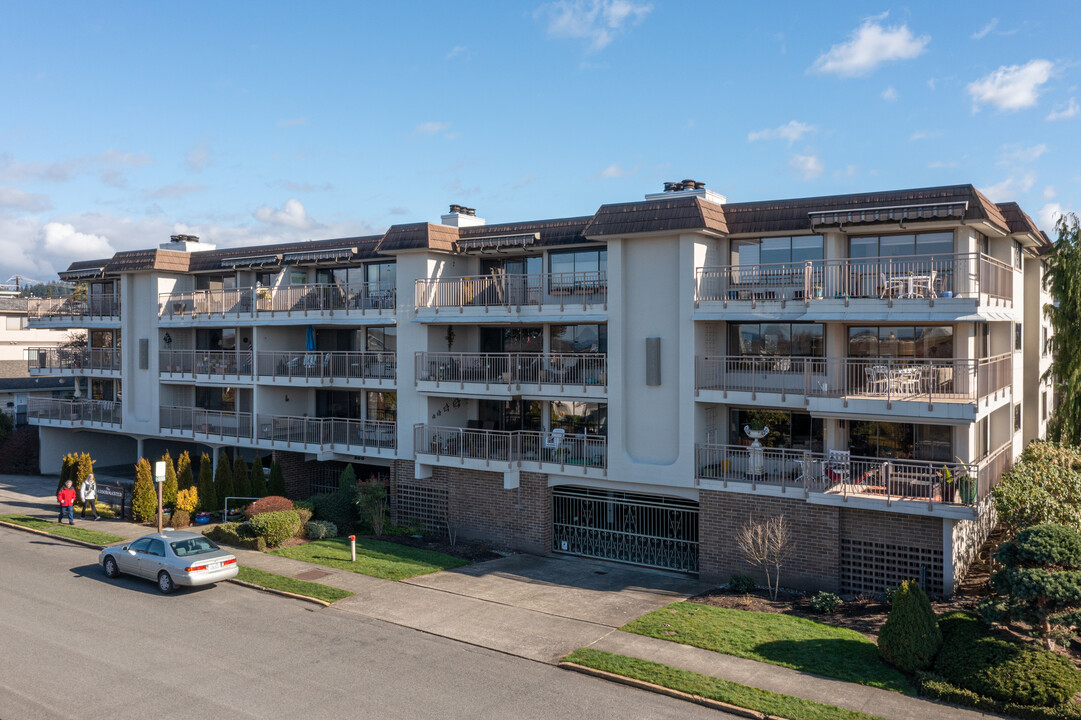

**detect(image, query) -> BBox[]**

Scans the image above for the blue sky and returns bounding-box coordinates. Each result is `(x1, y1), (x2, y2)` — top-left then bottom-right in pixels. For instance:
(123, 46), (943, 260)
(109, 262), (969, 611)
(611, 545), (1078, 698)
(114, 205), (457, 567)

(1, 1), (1078, 281)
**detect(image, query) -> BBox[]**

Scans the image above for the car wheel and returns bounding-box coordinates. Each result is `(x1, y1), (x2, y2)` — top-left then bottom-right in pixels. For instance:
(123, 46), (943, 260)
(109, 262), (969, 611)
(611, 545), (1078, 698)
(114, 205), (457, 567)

(157, 571), (176, 594)
(103, 556), (119, 579)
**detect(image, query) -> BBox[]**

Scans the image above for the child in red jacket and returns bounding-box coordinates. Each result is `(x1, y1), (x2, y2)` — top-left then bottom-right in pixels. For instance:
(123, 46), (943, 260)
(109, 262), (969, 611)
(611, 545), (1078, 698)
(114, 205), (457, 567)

(57, 479), (76, 524)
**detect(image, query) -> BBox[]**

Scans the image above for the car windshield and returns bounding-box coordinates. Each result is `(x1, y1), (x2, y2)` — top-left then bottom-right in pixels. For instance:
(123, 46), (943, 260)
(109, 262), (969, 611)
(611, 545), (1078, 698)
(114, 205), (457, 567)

(170, 537), (221, 557)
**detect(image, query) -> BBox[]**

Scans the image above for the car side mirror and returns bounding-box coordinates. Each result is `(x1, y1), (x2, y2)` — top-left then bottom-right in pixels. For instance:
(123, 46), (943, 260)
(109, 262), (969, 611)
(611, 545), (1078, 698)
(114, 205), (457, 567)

(121, 545), (128, 551)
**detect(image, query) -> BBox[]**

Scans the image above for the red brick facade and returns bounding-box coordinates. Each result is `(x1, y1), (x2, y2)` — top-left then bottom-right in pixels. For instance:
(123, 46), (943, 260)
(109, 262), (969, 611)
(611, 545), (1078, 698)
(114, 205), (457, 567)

(272, 450), (313, 499)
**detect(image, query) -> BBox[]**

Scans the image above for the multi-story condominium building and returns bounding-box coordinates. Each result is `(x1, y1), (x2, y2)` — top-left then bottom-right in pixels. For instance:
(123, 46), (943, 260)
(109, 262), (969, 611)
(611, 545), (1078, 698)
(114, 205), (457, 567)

(28, 182), (1053, 596)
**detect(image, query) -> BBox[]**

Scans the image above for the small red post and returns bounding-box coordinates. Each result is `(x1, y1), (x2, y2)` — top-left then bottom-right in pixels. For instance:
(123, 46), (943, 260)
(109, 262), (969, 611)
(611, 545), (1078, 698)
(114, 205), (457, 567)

(349, 535), (356, 562)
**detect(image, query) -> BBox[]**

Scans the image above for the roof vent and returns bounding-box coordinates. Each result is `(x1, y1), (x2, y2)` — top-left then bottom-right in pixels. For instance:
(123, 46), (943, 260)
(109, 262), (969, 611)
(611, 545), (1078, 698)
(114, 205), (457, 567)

(441, 204), (485, 228)
(645, 180), (726, 206)
(170, 234), (199, 243)
(162, 233), (215, 253)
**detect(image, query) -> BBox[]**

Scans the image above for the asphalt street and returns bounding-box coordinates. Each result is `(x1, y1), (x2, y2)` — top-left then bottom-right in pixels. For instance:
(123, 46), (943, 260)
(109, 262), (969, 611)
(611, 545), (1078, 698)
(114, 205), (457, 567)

(0, 526), (731, 720)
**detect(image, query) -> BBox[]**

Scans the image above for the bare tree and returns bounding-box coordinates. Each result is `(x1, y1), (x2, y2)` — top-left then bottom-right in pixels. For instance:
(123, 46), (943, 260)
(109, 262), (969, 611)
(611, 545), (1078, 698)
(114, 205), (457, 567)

(736, 515), (794, 600)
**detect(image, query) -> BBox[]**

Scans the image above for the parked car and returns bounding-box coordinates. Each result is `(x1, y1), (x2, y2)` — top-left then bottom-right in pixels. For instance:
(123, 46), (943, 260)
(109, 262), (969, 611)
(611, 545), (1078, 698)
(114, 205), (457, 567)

(99, 530), (238, 594)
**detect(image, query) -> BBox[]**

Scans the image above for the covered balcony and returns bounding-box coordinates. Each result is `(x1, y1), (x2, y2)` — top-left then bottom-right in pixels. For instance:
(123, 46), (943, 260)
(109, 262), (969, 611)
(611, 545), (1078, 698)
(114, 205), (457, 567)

(256, 415), (396, 456)
(414, 423), (607, 476)
(27, 294), (121, 327)
(159, 350), (254, 382)
(414, 271), (606, 321)
(159, 406), (252, 443)
(29, 397), (122, 428)
(414, 351), (606, 397)
(28, 347), (121, 377)
(157, 281), (395, 324)
(255, 350), (396, 387)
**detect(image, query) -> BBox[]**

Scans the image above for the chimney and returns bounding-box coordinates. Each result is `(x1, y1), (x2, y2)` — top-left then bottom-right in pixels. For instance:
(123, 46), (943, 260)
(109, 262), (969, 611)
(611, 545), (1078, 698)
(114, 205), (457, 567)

(161, 233), (216, 253)
(645, 179), (726, 206)
(440, 203), (486, 228)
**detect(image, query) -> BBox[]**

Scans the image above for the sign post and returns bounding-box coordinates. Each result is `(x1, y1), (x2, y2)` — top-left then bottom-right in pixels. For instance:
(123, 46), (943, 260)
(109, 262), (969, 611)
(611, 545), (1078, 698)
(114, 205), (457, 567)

(154, 460), (166, 533)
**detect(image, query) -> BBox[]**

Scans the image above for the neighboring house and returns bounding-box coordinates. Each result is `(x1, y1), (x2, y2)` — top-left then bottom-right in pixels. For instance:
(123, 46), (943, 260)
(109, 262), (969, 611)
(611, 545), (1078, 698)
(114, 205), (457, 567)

(0, 297), (79, 423)
(27, 183), (1054, 596)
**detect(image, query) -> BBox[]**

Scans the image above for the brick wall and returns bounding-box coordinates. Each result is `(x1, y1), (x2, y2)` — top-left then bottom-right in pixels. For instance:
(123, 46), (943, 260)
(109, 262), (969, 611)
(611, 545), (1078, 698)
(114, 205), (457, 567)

(839, 508), (944, 596)
(272, 450), (313, 500)
(698, 490), (841, 591)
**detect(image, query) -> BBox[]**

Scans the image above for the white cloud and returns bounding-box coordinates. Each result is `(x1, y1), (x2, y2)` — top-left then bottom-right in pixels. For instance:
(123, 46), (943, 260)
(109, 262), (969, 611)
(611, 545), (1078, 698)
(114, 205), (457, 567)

(980, 172), (1037, 202)
(0, 149), (150, 184)
(145, 183), (207, 200)
(1044, 185), (1056, 200)
(809, 18), (929, 77)
(1047, 98), (1079, 121)
(598, 163), (638, 179)
(1039, 203), (1065, 232)
(446, 45), (469, 60)
(252, 198), (316, 229)
(910, 130), (942, 141)
(414, 121), (451, 136)
(999, 143), (1047, 164)
(967, 59), (1054, 111)
(747, 120), (815, 144)
(535, 0), (652, 51)
(881, 86), (898, 101)
(0, 185), (51, 212)
(972, 18), (998, 40)
(789, 153), (824, 180)
(186, 142), (211, 172)
(275, 180), (333, 193)
(276, 117), (308, 128)
(42, 221), (114, 258)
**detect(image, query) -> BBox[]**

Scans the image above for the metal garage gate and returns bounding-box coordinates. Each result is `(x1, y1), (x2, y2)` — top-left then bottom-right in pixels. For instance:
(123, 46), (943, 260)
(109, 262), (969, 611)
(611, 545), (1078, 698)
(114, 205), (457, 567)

(552, 486), (699, 573)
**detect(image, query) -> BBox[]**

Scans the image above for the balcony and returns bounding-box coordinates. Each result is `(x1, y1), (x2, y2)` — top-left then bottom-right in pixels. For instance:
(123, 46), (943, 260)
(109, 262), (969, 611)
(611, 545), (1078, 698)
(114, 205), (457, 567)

(27, 295), (121, 327)
(694, 253), (1014, 320)
(159, 406), (252, 443)
(414, 424), (607, 476)
(157, 282), (395, 325)
(695, 353), (1012, 418)
(159, 350), (253, 382)
(414, 271), (606, 322)
(28, 347), (121, 377)
(29, 398), (122, 428)
(256, 415), (396, 456)
(694, 441), (1012, 515)
(255, 351), (396, 388)
(415, 352), (606, 398)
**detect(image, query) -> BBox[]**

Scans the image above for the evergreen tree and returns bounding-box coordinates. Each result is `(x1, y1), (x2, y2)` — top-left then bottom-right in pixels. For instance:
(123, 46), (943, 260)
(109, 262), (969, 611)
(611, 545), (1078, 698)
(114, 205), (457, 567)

(1046, 213), (1081, 443)
(76, 453), (93, 485)
(339, 463), (356, 491)
(196, 453), (216, 512)
(131, 458), (158, 523)
(57, 453), (74, 492)
(214, 451), (234, 505)
(249, 455), (267, 497)
(878, 580), (942, 672)
(161, 451), (178, 507)
(268, 460), (286, 497)
(232, 455), (250, 498)
(177, 450), (194, 490)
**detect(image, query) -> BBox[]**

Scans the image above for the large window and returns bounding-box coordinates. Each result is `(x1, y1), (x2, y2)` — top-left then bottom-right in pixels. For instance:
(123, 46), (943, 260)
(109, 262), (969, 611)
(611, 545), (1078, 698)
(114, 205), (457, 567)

(316, 390), (360, 419)
(195, 386), (234, 412)
(196, 328), (236, 351)
(366, 327), (396, 353)
(551, 324), (607, 354)
(849, 231), (953, 259)
(367, 391), (396, 421)
(549, 248), (606, 276)
(728, 408), (822, 451)
(366, 262), (396, 289)
(479, 327), (542, 354)
(847, 326), (953, 358)
(729, 323), (824, 357)
(849, 421), (952, 461)
(730, 236), (822, 267)
(551, 401), (606, 435)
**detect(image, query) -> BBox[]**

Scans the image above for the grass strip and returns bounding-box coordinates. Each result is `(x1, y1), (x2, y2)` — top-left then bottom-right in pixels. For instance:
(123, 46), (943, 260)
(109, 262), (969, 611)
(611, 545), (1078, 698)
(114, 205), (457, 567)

(268, 537), (468, 581)
(236, 566), (353, 603)
(623, 602), (912, 694)
(565, 649), (890, 720)
(0, 513), (125, 545)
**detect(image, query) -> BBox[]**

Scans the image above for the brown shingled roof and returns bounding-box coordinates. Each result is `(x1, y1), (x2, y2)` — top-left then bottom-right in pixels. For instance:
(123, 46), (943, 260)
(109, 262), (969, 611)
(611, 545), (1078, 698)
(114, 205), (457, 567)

(378, 223), (459, 252)
(58, 258), (109, 281)
(996, 202), (1050, 246)
(459, 216), (593, 248)
(104, 249), (192, 274)
(582, 196), (728, 237)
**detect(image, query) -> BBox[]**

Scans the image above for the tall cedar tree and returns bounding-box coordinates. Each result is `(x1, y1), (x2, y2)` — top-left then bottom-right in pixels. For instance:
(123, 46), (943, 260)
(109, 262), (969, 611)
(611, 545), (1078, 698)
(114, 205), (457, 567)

(57, 453), (74, 491)
(214, 451), (234, 509)
(131, 458), (158, 523)
(249, 455), (267, 497)
(1046, 213), (1081, 443)
(339, 463), (356, 491)
(161, 451), (178, 507)
(232, 455), (250, 498)
(177, 450), (194, 490)
(76, 452), (93, 485)
(196, 453), (216, 512)
(268, 460), (286, 497)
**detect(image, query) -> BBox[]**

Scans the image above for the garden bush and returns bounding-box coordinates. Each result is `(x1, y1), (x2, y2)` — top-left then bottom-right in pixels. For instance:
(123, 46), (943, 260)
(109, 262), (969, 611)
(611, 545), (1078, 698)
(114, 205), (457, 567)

(305, 520), (338, 540)
(175, 487), (198, 513)
(203, 522), (266, 552)
(177, 450), (194, 490)
(728, 574), (756, 593)
(358, 481), (387, 536)
(243, 495), (294, 519)
(214, 451), (234, 503)
(310, 488), (358, 533)
(877, 580), (942, 672)
(250, 510), (302, 548)
(161, 451), (178, 508)
(992, 442), (1081, 534)
(293, 499), (314, 514)
(196, 453), (216, 512)
(131, 458), (157, 523)
(249, 455), (267, 497)
(935, 612), (1081, 708)
(880, 586), (898, 604)
(267, 460), (286, 496)
(339, 464), (356, 490)
(296, 507), (312, 527)
(168, 509), (190, 529)
(809, 591), (842, 614)
(232, 455), (250, 498)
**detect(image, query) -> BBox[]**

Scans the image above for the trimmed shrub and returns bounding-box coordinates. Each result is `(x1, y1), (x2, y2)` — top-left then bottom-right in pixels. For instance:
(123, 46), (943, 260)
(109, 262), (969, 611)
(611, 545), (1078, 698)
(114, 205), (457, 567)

(294, 499), (314, 514)
(305, 520), (337, 540)
(131, 458), (157, 523)
(177, 451), (194, 490)
(232, 455), (250, 499)
(916, 671), (1081, 720)
(310, 489), (357, 533)
(168, 509), (190, 529)
(196, 453), (216, 512)
(214, 451), (234, 504)
(175, 487), (198, 513)
(249, 455), (267, 497)
(250, 510), (302, 548)
(203, 522), (266, 552)
(339, 464), (356, 491)
(992, 441), (1081, 534)
(359, 481), (387, 537)
(296, 507), (312, 526)
(936, 612), (1081, 707)
(161, 451), (178, 508)
(728, 575), (756, 593)
(267, 461), (286, 497)
(243, 495), (293, 519)
(76, 452), (93, 485)
(809, 591), (842, 614)
(877, 580), (942, 672)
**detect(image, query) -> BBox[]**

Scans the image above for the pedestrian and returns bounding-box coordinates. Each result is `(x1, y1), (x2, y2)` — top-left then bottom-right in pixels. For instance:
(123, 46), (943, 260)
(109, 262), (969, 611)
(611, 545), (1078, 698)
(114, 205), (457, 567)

(57, 478), (76, 524)
(80, 473), (100, 520)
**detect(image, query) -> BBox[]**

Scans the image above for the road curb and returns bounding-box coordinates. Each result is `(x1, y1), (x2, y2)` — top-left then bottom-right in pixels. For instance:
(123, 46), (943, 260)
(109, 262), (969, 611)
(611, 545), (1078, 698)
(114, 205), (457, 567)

(0, 519), (112, 550)
(558, 661), (792, 720)
(228, 578), (332, 607)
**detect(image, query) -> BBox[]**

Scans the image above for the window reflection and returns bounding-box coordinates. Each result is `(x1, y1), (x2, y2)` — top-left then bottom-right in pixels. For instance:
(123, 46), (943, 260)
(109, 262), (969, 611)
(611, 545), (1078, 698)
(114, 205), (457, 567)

(729, 323), (824, 357)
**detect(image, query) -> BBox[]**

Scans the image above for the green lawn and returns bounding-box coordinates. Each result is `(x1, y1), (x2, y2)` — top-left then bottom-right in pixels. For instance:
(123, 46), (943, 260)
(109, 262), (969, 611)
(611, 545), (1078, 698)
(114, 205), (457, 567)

(623, 602), (913, 694)
(236, 566), (353, 603)
(268, 537), (468, 581)
(0, 513), (125, 545)
(565, 649), (890, 720)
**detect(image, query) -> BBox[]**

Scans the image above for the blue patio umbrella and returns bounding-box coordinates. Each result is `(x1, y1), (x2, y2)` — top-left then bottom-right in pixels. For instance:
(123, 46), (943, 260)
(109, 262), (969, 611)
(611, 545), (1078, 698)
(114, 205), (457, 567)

(305, 325), (316, 351)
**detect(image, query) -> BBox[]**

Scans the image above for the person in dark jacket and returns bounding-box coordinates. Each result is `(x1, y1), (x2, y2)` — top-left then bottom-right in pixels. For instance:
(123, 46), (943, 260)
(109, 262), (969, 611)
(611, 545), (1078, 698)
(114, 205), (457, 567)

(57, 479), (76, 524)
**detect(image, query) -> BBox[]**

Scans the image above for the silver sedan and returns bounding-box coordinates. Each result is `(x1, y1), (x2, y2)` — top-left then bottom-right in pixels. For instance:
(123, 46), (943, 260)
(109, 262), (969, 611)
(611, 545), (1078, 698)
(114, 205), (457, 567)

(99, 530), (239, 594)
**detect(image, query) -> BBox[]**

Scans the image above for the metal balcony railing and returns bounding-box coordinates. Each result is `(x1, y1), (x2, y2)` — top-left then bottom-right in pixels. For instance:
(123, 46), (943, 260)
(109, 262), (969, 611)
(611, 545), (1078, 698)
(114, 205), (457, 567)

(27, 347), (121, 374)
(28, 397), (121, 426)
(158, 281), (395, 319)
(256, 351), (396, 382)
(415, 271), (607, 311)
(159, 350), (253, 377)
(256, 415), (396, 451)
(415, 352), (606, 388)
(415, 424), (607, 470)
(28, 295), (120, 320)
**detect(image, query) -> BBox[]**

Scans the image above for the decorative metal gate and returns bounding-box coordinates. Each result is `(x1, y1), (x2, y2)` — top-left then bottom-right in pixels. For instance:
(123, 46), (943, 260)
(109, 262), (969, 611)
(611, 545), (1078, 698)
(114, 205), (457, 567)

(552, 486), (699, 573)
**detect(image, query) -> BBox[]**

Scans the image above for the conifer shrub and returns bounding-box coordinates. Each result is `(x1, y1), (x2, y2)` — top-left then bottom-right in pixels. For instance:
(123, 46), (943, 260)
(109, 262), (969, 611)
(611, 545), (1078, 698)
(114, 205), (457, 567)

(339, 464), (356, 491)
(168, 509), (190, 529)
(177, 451), (194, 490)
(243, 495), (293, 519)
(131, 458), (158, 523)
(728, 574), (756, 593)
(161, 451), (178, 508)
(877, 580), (942, 672)
(809, 591), (842, 614)
(76, 452), (93, 485)
(203, 522), (266, 552)
(250, 509), (302, 548)
(214, 451), (234, 504)
(249, 455), (267, 497)
(196, 453), (216, 512)
(232, 455), (250, 498)
(267, 460), (286, 497)
(175, 487), (198, 513)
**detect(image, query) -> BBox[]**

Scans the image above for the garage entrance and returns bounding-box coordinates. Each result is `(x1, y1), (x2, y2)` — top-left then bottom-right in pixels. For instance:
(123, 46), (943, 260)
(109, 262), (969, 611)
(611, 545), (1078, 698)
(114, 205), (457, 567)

(552, 486), (699, 573)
